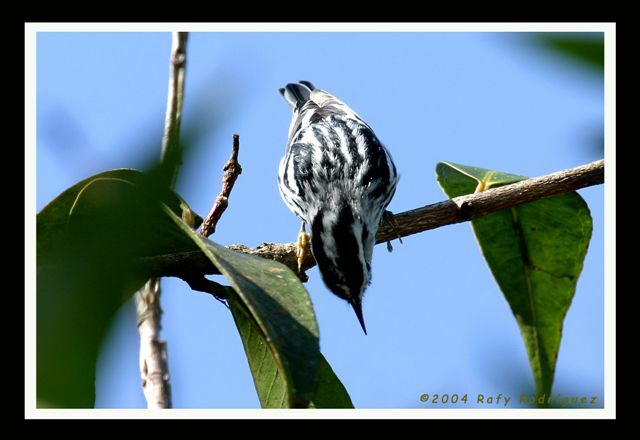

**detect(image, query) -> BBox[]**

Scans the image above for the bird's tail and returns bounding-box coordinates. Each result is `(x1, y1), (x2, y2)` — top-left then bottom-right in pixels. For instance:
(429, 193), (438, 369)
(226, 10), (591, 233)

(280, 81), (367, 126)
(279, 81), (315, 109)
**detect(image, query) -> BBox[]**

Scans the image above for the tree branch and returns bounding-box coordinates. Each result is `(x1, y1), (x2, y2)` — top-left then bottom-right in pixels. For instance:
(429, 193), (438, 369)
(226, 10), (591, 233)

(135, 31), (189, 409)
(139, 159), (604, 282)
(375, 159), (604, 243)
(199, 134), (242, 237)
(135, 279), (171, 408)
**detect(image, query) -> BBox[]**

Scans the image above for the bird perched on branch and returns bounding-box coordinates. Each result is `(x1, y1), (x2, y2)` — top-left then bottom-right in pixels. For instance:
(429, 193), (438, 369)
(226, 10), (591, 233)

(278, 81), (399, 334)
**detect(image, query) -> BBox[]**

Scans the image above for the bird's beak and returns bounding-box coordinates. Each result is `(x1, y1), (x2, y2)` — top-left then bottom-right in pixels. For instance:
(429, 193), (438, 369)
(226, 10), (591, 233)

(350, 299), (367, 335)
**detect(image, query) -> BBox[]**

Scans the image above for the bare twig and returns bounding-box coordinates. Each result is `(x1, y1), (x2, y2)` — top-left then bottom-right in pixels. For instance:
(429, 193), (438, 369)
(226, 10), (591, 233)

(138, 159), (604, 282)
(135, 31), (189, 409)
(160, 32), (189, 188)
(199, 134), (243, 237)
(135, 279), (171, 408)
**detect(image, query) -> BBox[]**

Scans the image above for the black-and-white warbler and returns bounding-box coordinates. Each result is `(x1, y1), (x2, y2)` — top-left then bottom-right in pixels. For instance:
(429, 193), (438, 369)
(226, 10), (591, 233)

(278, 81), (398, 334)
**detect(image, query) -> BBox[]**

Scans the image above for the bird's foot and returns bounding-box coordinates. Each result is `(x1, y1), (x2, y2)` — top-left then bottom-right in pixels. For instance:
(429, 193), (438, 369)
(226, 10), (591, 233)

(296, 223), (311, 273)
(383, 210), (403, 252)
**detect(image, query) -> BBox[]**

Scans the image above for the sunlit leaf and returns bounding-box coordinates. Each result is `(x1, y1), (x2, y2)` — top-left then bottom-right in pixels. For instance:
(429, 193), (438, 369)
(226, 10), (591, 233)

(436, 161), (593, 396)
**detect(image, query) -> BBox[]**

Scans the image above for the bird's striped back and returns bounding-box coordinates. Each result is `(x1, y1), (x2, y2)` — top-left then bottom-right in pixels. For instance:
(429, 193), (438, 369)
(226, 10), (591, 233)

(278, 81), (399, 332)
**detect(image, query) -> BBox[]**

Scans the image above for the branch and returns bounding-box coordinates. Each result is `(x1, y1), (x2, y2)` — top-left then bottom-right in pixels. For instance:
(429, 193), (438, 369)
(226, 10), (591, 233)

(135, 279), (171, 408)
(375, 159), (604, 243)
(135, 31), (189, 409)
(139, 159), (604, 282)
(199, 134), (243, 237)
(159, 32), (188, 188)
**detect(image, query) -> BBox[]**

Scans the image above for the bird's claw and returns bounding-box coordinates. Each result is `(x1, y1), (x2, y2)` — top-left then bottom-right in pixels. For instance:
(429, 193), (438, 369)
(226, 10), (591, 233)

(383, 210), (403, 252)
(297, 224), (311, 273)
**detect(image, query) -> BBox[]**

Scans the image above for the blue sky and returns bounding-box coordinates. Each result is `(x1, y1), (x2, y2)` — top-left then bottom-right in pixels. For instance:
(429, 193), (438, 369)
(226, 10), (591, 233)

(36, 31), (604, 408)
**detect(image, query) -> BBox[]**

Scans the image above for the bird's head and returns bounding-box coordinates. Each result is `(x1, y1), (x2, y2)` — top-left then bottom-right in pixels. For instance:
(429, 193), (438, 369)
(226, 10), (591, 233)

(310, 205), (376, 334)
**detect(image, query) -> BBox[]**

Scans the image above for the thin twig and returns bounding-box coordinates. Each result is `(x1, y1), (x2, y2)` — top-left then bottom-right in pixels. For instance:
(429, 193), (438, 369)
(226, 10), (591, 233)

(138, 159), (604, 281)
(199, 134), (243, 237)
(135, 31), (189, 409)
(160, 32), (189, 188)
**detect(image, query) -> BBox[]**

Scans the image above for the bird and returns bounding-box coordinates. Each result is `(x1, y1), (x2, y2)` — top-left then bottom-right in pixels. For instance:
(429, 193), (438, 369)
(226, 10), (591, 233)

(277, 81), (399, 334)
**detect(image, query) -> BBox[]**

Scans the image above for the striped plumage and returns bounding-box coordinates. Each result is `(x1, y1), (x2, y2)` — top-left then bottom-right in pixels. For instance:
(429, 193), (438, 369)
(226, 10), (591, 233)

(277, 81), (398, 334)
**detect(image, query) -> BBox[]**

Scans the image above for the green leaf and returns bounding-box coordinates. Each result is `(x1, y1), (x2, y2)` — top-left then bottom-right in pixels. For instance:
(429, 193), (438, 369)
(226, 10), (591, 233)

(169, 210), (352, 408)
(206, 240), (318, 408)
(536, 34), (604, 71)
(167, 211), (323, 408)
(37, 169), (201, 407)
(38, 167), (349, 408)
(230, 299), (353, 408)
(309, 354), (354, 409)
(38, 169), (201, 257)
(436, 162), (593, 397)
